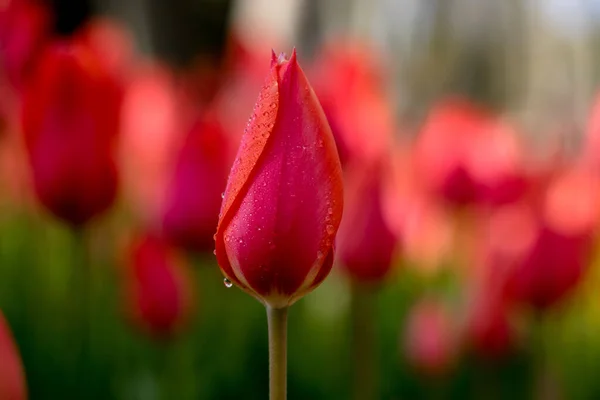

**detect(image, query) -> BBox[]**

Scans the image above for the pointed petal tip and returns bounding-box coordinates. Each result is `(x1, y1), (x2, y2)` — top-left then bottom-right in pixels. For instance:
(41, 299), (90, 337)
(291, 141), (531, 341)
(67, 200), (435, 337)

(270, 49), (278, 67)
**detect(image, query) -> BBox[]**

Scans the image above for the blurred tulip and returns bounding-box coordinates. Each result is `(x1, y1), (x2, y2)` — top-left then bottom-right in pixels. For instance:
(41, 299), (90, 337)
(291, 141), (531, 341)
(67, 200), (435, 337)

(161, 110), (231, 253)
(505, 167), (598, 310)
(337, 161), (397, 283)
(124, 233), (194, 339)
(215, 49), (344, 309)
(481, 166), (599, 311)
(0, 311), (27, 400)
(21, 40), (122, 226)
(415, 98), (527, 207)
(311, 41), (394, 167)
(404, 299), (456, 377)
(464, 286), (517, 360)
(0, 0), (52, 91)
(119, 62), (189, 223)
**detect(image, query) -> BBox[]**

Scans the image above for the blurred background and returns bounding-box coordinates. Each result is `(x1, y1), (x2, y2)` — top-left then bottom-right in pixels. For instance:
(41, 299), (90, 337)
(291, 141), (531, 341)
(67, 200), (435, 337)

(3, 0), (600, 399)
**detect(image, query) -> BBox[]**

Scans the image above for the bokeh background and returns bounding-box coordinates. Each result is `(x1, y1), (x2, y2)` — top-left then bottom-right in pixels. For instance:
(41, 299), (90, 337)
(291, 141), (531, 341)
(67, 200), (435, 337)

(3, 0), (600, 399)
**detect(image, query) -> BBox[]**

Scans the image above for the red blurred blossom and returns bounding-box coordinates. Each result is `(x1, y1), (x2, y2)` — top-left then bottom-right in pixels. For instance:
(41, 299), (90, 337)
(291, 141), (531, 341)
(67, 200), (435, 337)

(215, 50), (344, 309)
(404, 299), (457, 377)
(311, 41), (394, 167)
(462, 272), (518, 360)
(123, 233), (194, 339)
(118, 62), (190, 223)
(414, 98), (527, 208)
(0, 0), (52, 90)
(161, 110), (232, 253)
(0, 311), (27, 400)
(382, 141), (453, 273)
(21, 39), (122, 226)
(482, 166), (599, 311)
(337, 161), (397, 283)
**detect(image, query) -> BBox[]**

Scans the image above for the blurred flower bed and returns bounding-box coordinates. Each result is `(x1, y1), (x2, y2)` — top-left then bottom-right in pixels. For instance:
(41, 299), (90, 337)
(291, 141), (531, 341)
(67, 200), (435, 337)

(3, 1), (600, 399)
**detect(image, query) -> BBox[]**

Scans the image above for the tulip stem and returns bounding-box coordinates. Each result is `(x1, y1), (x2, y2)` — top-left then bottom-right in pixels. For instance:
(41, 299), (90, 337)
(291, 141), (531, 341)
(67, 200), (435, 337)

(350, 283), (377, 400)
(71, 227), (91, 395)
(267, 306), (288, 400)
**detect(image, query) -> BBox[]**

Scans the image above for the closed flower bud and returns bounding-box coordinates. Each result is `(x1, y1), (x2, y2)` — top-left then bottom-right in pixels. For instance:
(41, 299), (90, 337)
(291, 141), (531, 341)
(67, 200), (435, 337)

(403, 299), (456, 377)
(123, 233), (194, 339)
(21, 40), (121, 226)
(161, 111), (231, 253)
(215, 49), (344, 309)
(337, 161), (397, 283)
(0, 311), (27, 400)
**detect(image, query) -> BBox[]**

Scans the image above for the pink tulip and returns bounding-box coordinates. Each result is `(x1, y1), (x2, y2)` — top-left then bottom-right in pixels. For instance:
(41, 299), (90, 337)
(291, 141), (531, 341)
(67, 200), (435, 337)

(415, 98), (527, 207)
(215, 50), (344, 308)
(123, 233), (194, 339)
(337, 161), (397, 283)
(404, 299), (456, 377)
(311, 41), (394, 167)
(161, 110), (231, 253)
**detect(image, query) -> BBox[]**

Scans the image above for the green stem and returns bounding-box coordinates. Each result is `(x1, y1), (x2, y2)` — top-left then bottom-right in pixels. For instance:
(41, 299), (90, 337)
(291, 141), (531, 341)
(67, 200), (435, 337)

(267, 306), (288, 400)
(350, 283), (377, 400)
(71, 226), (91, 395)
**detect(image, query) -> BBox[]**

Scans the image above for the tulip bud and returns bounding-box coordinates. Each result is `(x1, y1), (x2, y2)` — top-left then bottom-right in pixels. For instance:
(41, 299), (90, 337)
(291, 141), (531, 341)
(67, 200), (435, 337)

(503, 167), (598, 310)
(215, 49), (344, 309)
(0, 311), (27, 400)
(403, 299), (456, 377)
(21, 40), (121, 226)
(123, 233), (194, 339)
(464, 289), (517, 360)
(162, 111), (231, 253)
(337, 161), (397, 283)
(311, 42), (394, 167)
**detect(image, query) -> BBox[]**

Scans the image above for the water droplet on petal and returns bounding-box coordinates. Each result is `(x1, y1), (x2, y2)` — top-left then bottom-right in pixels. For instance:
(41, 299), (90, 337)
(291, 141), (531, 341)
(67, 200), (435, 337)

(221, 192), (225, 199)
(212, 249), (217, 255)
(269, 102), (276, 109)
(327, 207), (333, 215)
(326, 225), (335, 235)
(223, 278), (233, 288)
(239, 239), (243, 244)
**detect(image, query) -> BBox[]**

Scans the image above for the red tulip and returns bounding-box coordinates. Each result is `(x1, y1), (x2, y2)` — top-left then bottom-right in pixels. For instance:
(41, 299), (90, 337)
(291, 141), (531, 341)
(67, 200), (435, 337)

(161, 110), (231, 253)
(0, 311), (27, 400)
(337, 161), (397, 283)
(215, 49), (344, 308)
(403, 299), (456, 377)
(503, 167), (598, 310)
(415, 98), (526, 207)
(21, 39), (122, 226)
(480, 166), (599, 311)
(123, 233), (194, 339)
(466, 296), (516, 361)
(311, 41), (394, 167)
(0, 0), (51, 90)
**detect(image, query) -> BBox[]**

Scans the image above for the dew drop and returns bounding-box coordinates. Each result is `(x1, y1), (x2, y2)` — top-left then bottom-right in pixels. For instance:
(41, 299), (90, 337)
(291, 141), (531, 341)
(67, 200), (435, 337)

(317, 250), (324, 259)
(326, 224), (335, 235)
(212, 249), (217, 255)
(269, 102), (276, 109)
(317, 139), (324, 147)
(221, 192), (225, 199)
(239, 239), (243, 244)
(267, 123), (275, 129)
(327, 207), (333, 215)
(223, 278), (233, 288)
